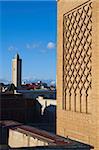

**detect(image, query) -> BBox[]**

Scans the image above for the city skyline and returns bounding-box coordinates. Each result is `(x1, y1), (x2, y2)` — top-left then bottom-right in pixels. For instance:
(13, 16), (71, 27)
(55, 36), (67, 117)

(0, 0), (57, 83)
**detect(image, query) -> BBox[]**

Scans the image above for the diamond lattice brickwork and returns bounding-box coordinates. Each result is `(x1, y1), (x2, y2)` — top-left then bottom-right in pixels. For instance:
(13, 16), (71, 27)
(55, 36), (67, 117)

(63, 1), (92, 113)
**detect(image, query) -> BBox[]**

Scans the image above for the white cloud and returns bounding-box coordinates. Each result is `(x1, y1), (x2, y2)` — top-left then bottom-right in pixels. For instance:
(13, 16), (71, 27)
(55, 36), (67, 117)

(8, 46), (18, 51)
(32, 43), (39, 49)
(47, 42), (56, 49)
(8, 46), (14, 51)
(26, 44), (30, 49)
(26, 42), (43, 50)
(26, 41), (56, 52)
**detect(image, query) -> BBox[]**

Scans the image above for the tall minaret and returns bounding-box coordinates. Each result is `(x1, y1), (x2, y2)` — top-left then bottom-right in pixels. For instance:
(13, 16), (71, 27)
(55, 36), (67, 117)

(12, 53), (22, 87)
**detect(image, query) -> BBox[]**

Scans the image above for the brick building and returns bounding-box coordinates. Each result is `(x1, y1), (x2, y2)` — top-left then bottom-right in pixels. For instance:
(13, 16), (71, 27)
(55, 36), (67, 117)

(57, 0), (99, 150)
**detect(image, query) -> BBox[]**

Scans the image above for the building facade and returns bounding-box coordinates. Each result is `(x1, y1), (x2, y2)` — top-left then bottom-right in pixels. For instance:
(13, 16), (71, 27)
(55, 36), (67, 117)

(12, 54), (22, 87)
(57, 0), (99, 149)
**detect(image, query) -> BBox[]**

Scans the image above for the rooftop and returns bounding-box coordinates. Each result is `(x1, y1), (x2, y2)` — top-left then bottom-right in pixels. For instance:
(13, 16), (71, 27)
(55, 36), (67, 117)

(0, 120), (93, 150)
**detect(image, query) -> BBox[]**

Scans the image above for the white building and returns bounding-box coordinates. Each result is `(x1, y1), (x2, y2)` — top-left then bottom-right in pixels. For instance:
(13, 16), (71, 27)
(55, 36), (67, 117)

(12, 54), (22, 87)
(37, 96), (56, 114)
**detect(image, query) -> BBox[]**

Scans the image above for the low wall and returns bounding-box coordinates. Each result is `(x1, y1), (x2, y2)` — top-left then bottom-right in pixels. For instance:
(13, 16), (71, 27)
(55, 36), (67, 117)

(8, 129), (48, 148)
(37, 97), (56, 114)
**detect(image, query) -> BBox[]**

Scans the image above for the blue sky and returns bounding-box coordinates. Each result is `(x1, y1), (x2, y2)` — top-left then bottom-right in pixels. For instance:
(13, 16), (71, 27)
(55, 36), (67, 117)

(0, 0), (57, 82)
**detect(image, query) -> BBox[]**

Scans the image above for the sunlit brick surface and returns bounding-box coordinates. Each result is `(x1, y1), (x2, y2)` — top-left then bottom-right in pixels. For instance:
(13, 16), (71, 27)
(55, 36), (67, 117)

(57, 0), (99, 150)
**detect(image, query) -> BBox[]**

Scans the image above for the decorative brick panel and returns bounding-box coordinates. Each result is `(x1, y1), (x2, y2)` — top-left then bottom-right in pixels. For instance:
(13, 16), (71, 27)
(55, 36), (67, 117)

(63, 1), (92, 113)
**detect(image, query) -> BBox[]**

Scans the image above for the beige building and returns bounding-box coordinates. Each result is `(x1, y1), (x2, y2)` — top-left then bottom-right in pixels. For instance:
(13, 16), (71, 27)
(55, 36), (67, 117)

(57, 0), (99, 150)
(12, 54), (22, 87)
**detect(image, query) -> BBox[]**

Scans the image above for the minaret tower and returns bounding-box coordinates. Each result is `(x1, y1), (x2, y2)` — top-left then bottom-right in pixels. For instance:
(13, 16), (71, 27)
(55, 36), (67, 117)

(12, 53), (22, 87)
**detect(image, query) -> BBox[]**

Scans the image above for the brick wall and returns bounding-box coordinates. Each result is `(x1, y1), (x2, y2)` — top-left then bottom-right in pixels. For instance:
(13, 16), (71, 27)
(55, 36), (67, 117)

(57, 0), (99, 149)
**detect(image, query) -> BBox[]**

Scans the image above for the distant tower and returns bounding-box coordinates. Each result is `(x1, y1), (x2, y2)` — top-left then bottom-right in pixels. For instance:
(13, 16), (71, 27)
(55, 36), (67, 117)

(12, 54), (22, 87)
